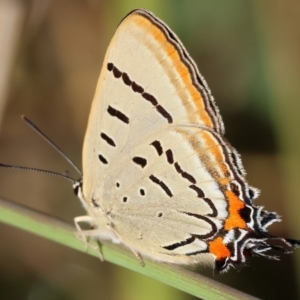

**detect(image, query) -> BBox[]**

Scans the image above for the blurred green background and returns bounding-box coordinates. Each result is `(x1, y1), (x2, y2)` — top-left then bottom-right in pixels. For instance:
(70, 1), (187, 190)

(0, 0), (300, 299)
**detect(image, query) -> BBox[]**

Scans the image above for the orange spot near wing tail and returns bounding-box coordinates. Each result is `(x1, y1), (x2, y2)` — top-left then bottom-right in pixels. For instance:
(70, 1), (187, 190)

(209, 237), (230, 260)
(224, 190), (247, 231)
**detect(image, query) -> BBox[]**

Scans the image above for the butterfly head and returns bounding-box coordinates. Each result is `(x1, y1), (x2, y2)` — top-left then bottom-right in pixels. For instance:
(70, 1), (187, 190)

(73, 178), (85, 206)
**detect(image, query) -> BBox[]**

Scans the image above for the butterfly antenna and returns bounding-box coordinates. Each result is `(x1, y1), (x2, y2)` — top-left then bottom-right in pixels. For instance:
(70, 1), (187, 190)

(0, 163), (76, 184)
(21, 115), (82, 176)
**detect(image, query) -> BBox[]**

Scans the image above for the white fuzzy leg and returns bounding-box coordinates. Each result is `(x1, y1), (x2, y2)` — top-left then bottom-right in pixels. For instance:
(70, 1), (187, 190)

(74, 215), (104, 261)
(74, 216), (144, 265)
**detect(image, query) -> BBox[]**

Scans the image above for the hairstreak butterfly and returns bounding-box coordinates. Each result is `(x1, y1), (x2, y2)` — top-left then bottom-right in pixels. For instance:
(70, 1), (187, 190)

(1, 8), (299, 273)
(76, 9), (300, 272)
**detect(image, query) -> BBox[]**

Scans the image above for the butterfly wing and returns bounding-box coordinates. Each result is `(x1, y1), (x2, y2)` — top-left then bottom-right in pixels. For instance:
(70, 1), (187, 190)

(81, 9), (232, 264)
(81, 9), (294, 271)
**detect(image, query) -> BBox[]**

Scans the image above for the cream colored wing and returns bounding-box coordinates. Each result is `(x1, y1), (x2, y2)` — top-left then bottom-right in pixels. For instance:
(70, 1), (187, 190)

(80, 10), (274, 270)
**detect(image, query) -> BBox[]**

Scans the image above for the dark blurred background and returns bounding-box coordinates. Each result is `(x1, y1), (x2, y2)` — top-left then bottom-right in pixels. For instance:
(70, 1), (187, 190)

(0, 0), (300, 299)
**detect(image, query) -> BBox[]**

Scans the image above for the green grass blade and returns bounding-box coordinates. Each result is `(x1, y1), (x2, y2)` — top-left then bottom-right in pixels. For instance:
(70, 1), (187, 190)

(0, 197), (259, 300)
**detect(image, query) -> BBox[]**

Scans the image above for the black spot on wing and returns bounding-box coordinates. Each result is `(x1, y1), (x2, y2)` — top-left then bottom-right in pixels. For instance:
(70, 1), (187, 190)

(142, 92), (158, 105)
(150, 140), (163, 156)
(98, 154), (108, 164)
(202, 198), (218, 218)
(163, 236), (196, 250)
(174, 162), (196, 184)
(189, 185), (218, 217)
(107, 105), (129, 124)
(122, 72), (132, 86)
(189, 185), (204, 197)
(181, 212), (218, 238)
(112, 66), (122, 78)
(107, 62), (172, 123)
(149, 174), (172, 197)
(165, 149), (174, 164)
(100, 132), (116, 147)
(230, 182), (240, 197)
(132, 156), (147, 168)
(156, 105), (173, 123)
(132, 81), (144, 93)
(107, 62), (113, 71)
(239, 205), (252, 224)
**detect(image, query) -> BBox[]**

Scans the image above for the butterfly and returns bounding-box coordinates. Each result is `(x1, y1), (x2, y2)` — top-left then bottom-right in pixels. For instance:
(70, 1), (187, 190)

(73, 9), (299, 272)
(2, 8), (299, 273)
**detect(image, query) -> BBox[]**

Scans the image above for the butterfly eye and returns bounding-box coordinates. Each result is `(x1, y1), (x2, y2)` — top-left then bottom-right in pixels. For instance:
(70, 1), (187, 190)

(73, 183), (80, 196)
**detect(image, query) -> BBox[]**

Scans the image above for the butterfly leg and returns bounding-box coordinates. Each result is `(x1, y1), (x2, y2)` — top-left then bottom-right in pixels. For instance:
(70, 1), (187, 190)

(74, 215), (104, 261)
(74, 215), (95, 248)
(107, 224), (145, 266)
